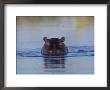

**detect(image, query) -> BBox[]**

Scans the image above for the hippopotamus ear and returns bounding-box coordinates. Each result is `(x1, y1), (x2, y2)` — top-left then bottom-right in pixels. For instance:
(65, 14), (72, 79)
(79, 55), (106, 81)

(60, 37), (65, 42)
(43, 37), (50, 46)
(43, 37), (47, 42)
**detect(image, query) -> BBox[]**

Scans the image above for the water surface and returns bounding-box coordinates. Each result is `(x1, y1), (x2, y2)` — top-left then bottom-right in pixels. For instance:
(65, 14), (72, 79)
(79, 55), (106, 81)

(17, 46), (94, 74)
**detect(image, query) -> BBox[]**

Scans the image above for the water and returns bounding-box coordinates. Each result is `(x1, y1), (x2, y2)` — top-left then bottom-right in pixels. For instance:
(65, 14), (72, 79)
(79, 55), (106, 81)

(16, 46), (94, 74)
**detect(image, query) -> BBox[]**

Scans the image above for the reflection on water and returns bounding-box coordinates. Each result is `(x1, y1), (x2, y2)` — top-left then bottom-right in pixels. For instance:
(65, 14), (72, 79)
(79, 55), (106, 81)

(44, 57), (65, 68)
(17, 56), (94, 74)
(43, 56), (65, 73)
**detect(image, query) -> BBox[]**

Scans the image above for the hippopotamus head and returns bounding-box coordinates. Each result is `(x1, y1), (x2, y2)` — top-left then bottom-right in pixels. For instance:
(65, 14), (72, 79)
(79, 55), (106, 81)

(42, 37), (68, 56)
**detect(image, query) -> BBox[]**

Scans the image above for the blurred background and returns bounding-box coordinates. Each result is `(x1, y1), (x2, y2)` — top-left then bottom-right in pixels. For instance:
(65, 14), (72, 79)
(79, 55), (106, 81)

(16, 16), (94, 49)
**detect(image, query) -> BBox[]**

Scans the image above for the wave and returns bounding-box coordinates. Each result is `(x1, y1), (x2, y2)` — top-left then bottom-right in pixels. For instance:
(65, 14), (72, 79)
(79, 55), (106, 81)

(17, 46), (94, 57)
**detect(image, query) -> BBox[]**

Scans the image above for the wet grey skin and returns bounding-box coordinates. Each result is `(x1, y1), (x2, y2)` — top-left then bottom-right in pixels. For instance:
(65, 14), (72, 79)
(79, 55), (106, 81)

(41, 37), (68, 56)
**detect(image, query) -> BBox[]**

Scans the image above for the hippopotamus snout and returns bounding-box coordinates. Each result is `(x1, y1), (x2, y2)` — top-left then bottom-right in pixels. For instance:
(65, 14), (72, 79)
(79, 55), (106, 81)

(49, 49), (61, 55)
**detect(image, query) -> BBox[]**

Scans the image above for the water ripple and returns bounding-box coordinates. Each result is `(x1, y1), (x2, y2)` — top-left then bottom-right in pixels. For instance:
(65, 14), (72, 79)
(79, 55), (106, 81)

(17, 46), (94, 57)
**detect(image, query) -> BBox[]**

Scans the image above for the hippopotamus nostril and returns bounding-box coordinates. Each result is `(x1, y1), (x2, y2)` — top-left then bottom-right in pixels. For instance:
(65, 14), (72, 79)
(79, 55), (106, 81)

(49, 50), (53, 54)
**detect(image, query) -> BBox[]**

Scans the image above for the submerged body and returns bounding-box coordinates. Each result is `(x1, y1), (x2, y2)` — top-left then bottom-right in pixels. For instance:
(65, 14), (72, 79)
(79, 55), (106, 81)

(41, 37), (68, 56)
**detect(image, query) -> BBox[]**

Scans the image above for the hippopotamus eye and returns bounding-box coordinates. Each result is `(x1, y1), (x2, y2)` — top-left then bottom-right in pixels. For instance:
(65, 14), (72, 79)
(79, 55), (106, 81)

(46, 41), (50, 46)
(60, 37), (65, 42)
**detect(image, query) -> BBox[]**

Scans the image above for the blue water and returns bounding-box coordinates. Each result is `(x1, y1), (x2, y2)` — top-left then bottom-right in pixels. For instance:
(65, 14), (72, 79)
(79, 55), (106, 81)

(16, 46), (94, 74)
(17, 46), (94, 57)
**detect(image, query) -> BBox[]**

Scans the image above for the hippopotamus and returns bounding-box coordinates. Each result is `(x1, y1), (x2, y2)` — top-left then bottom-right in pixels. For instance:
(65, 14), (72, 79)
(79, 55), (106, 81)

(41, 37), (68, 56)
